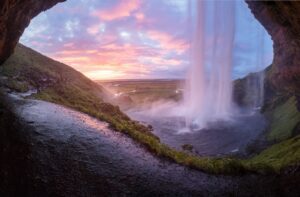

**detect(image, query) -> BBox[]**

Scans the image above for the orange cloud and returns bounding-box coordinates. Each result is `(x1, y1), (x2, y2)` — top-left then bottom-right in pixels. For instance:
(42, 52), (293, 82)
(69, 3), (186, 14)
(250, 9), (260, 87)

(85, 69), (126, 80)
(51, 44), (149, 77)
(50, 38), (185, 80)
(92, 0), (140, 21)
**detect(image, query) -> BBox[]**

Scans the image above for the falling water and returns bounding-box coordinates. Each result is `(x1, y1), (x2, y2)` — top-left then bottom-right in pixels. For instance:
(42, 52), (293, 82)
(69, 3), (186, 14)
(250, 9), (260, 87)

(246, 26), (266, 109)
(184, 0), (236, 129)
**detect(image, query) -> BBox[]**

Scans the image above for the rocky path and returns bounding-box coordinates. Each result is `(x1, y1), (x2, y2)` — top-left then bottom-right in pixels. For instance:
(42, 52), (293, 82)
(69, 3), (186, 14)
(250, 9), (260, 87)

(0, 95), (298, 197)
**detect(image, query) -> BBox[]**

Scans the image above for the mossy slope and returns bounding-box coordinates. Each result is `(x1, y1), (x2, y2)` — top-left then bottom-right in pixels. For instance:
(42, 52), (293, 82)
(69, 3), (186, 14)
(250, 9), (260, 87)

(246, 135), (300, 172)
(267, 96), (300, 141)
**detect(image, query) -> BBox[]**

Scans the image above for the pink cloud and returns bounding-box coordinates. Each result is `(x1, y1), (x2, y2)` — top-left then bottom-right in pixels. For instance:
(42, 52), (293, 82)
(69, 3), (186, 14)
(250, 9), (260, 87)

(63, 42), (75, 48)
(134, 12), (145, 21)
(87, 25), (100, 35)
(92, 0), (140, 21)
(48, 27), (187, 80)
(141, 56), (182, 66)
(50, 41), (183, 80)
(146, 30), (188, 54)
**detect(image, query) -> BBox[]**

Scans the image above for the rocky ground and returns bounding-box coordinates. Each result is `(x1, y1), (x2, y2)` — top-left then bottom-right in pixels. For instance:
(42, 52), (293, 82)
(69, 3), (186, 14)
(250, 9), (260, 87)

(0, 93), (299, 197)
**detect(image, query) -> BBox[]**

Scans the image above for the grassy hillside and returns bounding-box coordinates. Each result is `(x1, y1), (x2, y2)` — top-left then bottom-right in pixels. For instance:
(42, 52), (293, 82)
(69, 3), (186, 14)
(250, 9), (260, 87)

(0, 44), (299, 175)
(0, 44), (158, 148)
(99, 79), (183, 109)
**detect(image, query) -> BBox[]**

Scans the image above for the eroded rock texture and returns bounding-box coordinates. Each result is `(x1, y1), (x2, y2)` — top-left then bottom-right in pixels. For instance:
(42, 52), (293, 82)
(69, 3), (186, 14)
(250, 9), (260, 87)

(0, 0), (65, 64)
(246, 1), (300, 94)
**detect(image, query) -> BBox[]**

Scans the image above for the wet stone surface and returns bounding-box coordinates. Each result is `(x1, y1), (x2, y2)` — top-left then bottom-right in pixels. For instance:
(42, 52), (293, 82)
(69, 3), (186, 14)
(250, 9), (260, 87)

(0, 95), (299, 196)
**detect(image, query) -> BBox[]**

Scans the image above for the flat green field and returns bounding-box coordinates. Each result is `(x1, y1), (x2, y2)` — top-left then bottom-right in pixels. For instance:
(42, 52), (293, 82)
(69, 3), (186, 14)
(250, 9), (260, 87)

(98, 79), (184, 107)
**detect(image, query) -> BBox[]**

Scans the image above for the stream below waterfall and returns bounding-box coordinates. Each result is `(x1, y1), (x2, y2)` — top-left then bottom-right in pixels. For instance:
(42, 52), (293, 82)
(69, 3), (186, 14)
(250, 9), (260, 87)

(127, 109), (267, 156)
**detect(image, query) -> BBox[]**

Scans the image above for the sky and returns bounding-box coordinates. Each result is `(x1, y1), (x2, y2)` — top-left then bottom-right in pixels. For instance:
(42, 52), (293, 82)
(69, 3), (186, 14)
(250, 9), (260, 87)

(20, 0), (273, 80)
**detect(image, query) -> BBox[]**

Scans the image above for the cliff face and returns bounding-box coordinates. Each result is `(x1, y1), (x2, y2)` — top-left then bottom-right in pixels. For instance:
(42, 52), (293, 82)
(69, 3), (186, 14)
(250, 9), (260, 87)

(246, 1), (300, 94)
(0, 0), (65, 64)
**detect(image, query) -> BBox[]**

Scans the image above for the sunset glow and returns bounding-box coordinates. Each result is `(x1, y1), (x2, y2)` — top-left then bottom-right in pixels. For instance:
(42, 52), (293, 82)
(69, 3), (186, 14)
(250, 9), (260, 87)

(20, 0), (273, 80)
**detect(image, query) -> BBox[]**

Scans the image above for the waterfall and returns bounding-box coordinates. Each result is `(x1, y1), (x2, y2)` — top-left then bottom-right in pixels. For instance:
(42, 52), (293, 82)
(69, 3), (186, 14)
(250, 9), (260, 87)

(254, 26), (265, 108)
(245, 23), (266, 109)
(184, 0), (236, 129)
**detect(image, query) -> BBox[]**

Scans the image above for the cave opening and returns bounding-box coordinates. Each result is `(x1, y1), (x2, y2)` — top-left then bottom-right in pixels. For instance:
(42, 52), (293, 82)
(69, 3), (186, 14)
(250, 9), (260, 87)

(1, 0), (275, 158)
(17, 0), (274, 156)
(2, 0), (300, 196)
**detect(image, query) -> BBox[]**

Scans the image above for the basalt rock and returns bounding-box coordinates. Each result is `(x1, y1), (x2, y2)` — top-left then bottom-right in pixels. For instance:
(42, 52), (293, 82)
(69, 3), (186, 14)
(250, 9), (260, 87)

(0, 0), (65, 64)
(246, 1), (300, 94)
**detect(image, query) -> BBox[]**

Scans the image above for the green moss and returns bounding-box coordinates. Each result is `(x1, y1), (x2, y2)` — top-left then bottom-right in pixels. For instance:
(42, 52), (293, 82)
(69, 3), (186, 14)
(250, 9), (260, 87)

(182, 144), (194, 152)
(268, 96), (300, 141)
(4, 80), (29, 92)
(245, 136), (300, 172)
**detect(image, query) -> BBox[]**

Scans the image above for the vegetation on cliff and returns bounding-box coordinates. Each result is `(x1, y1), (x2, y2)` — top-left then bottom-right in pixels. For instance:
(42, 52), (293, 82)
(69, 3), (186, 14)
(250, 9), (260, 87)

(234, 65), (300, 173)
(246, 135), (300, 172)
(266, 96), (300, 141)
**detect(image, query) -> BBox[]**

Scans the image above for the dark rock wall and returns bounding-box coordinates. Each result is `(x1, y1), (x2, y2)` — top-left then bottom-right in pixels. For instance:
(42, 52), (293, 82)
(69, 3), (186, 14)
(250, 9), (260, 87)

(246, 1), (300, 94)
(0, 94), (32, 196)
(0, 0), (65, 64)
